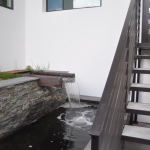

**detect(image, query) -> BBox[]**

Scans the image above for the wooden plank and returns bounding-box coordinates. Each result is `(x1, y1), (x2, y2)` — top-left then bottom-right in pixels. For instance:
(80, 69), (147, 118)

(4, 70), (30, 74)
(23, 74), (62, 87)
(127, 102), (150, 115)
(130, 83), (150, 92)
(133, 68), (150, 74)
(135, 55), (150, 59)
(137, 43), (150, 49)
(32, 71), (75, 78)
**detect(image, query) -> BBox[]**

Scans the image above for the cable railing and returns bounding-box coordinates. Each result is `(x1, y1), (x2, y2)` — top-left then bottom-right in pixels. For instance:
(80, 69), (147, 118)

(90, 0), (141, 150)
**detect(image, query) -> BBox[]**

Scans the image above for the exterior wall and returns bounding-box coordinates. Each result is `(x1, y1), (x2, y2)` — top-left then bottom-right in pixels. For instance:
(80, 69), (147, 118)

(0, 0), (131, 97)
(25, 0), (130, 97)
(0, 79), (66, 138)
(0, 0), (25, 71)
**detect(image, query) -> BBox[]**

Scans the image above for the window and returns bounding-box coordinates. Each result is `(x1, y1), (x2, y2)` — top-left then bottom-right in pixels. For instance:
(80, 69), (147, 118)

(0, 0), (13, 9)
(47, 0), (101, 12)
(47, 0), (63, 11)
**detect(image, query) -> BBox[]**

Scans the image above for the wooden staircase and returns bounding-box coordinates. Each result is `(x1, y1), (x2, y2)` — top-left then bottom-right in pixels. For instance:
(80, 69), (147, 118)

(90, 1), (146, 149)
(122, 43), (150, 145)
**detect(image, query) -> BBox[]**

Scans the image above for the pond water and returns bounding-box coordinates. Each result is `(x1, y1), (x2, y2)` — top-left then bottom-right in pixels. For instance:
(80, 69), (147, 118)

(0, 102), (98, 150)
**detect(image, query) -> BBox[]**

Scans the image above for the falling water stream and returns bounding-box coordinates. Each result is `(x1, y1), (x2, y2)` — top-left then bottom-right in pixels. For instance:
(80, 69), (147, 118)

(58, 78), (95, 129)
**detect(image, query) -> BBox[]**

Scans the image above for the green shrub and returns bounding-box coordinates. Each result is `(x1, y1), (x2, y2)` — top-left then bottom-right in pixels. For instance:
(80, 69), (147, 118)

(25, 65), (34, 71)
(0, 72), (22, 80)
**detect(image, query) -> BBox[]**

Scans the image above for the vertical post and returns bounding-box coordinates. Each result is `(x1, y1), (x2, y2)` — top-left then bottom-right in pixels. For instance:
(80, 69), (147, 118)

(134, 49), (141, 123)
(91, 136), (99, 150)
(137, 0), (141, 43)
(130, 90), (135, 125)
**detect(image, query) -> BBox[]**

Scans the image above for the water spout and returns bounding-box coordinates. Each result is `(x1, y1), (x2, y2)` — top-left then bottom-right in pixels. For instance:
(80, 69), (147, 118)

(63, 78), (81, 116)
(58, 78), (95, 130)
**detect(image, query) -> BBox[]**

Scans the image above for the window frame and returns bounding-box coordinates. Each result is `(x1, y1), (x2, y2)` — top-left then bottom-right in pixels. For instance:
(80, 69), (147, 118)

(46, 0), (101, 12)
(0, 0), (13, 10)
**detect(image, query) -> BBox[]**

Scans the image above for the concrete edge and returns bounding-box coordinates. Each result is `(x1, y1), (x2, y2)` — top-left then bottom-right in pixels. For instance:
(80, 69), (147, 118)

(0, 77), (39, 88)
(80, 95), (101, 102)
(84, 140), (91, 150)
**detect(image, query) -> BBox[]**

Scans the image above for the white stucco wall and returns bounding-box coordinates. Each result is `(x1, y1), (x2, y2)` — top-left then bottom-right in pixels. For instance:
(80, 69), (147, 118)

(0, 0), (26, 71)
(25, 0), (130, 97)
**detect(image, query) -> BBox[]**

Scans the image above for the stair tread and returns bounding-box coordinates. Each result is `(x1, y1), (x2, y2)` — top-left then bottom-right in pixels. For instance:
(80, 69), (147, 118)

(133, 68), (150, 74)
(131, 83), (150, 89)
(130, 83), (150, 92)
(135, 55), (150, 59)
(127, 102), (150, 115)
(122, 125), (150, 141)
(133, 68), (150, 71)
(137, 43), (150, 49)
(137, 43), (150, 46)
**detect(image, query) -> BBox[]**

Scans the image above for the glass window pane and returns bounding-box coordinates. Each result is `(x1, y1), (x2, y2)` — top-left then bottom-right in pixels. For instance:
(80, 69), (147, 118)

(7, 0), (12, 7)
(2, 0), (7, 7)
(73, 0), (100, 8)
(48, 0), (63, 11)
(0, 0), (12, 8)
(64, 0), (73, 10)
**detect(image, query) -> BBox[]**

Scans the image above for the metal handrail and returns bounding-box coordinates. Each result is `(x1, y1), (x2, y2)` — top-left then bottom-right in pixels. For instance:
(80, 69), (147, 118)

(90, 0), (141, 149)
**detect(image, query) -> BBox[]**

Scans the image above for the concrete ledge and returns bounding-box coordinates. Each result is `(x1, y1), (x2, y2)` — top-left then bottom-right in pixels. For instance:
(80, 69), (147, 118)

(84, 141), (91, 150)
(80, 95), (101, 102)
(0, 77), (39, 88)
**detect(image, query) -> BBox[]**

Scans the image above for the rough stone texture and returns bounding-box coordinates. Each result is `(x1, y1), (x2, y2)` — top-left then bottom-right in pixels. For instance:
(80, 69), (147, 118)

(0, 80), (67, 138)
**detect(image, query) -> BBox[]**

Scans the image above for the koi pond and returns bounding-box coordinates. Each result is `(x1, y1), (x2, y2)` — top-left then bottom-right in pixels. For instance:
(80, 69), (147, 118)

(0, 102), (98, 150)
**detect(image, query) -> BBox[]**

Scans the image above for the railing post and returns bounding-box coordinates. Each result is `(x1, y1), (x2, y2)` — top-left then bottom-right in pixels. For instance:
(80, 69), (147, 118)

(91, 136), (99, 150)
(134, 0), (141, 123)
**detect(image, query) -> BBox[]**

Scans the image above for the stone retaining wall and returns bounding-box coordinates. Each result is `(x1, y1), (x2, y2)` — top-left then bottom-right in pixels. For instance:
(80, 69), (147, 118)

(0, 77), (67, 138)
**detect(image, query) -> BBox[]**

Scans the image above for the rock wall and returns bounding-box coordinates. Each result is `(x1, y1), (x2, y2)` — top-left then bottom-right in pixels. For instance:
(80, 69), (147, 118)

(0, 79), (66, 138)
